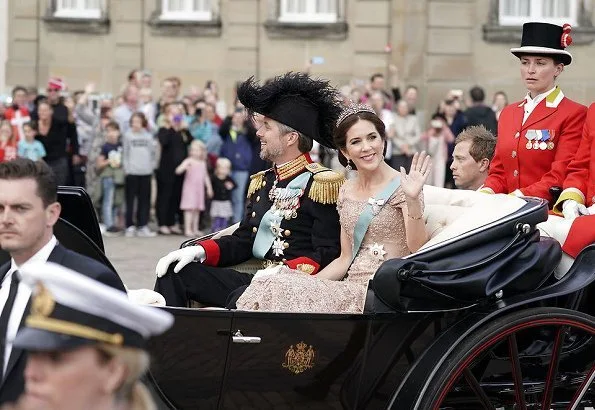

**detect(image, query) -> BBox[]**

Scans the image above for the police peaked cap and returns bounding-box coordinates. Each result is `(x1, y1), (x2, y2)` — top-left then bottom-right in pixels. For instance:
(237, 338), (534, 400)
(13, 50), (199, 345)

(13, 262), (174, 351)
(237, 72), (343, 148)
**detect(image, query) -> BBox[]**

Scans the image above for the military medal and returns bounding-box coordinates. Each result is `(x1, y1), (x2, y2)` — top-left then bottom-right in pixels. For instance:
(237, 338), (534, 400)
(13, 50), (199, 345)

(525, 130), (536, 150)
(547, 130), (555, 150)
(532, 130), (542, 150)
(539, 130), (551, 151)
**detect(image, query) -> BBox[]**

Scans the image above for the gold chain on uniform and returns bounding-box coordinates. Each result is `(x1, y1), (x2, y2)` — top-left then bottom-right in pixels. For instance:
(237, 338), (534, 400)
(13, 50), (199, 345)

(275, 155), (310, 181)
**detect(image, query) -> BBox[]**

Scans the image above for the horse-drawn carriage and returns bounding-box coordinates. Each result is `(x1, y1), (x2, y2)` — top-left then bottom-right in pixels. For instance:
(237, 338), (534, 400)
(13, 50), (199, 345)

(4, 187), (593, 409)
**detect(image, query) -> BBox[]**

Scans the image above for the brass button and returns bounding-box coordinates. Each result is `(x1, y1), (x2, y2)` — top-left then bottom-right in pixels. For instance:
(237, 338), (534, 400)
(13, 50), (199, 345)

(515, 132), (520, 138)
(251, 211), (256, 218)
(256, 196), (260, 202)
(252, 227), (257, 233)
(261, 181), (266, 187)
(513, 170), (519, 177)
(284, 229), (291, 237)
(511, 151), (517, 158)
(283, 242), (289, 249)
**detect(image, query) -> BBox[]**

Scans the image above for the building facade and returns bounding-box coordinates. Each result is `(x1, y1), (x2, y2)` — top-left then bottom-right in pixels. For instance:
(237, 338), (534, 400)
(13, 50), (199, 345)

(4, 0), (595, 117)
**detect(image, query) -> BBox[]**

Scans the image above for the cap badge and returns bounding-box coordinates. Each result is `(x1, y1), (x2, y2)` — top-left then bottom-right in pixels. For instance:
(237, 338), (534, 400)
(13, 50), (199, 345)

(31, 282), (55, 318)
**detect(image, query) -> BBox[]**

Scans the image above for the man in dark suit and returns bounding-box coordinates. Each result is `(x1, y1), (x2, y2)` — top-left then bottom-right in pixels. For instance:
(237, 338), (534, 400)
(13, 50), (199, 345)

(0, 158), (125, 405)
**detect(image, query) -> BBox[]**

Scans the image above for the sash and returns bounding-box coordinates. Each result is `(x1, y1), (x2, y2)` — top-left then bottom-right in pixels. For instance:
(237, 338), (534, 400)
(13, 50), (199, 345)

(252, 172), (312, 259)
(351, 177), (401, 264)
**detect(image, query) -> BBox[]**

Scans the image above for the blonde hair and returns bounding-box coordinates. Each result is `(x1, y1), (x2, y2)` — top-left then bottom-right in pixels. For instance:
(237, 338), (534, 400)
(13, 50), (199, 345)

(0, 120), (14, 142)
(189, 139), (207, 160)
(215, 157), (231, 171)
(98, 345), (155, 410)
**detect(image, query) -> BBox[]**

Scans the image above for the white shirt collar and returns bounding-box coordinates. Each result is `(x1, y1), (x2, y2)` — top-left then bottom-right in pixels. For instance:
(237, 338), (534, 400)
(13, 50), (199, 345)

(524, 86), (557, 107)
(10, 235), (57, 273)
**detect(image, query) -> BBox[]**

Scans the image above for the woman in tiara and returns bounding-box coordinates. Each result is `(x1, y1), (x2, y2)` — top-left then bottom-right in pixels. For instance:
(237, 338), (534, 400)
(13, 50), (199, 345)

(234, 104), (431, 313)
(481, 22), (586, 206)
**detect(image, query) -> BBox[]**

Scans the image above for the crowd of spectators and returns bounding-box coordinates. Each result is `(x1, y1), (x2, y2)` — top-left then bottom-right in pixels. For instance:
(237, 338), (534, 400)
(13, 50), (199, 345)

(0, 67), (503, 237)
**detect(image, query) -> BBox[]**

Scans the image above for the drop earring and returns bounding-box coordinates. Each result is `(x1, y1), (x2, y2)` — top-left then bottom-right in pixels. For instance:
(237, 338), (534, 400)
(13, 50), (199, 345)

(345, 159), (353, 172)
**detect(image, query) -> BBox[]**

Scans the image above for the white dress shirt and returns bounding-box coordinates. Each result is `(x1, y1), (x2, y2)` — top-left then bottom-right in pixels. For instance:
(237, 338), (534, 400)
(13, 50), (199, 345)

(0, 236), (57, 374)
(522, 86), (557, 125)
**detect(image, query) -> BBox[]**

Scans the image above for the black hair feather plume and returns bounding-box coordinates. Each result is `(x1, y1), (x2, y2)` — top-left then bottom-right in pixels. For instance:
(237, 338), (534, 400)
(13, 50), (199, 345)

(237, 72), (342, 148)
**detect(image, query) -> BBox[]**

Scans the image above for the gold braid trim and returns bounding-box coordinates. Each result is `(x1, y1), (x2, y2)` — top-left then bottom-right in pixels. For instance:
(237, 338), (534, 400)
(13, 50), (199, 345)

(26, 315), (124, 346)
(246, 170), (267, 198)
(305, 163), (345, 205)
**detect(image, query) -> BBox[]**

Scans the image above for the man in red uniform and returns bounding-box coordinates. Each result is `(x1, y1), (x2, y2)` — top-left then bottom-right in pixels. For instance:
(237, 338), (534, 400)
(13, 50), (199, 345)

(550, 103), (595, 258)
(481, 23), (586, 205)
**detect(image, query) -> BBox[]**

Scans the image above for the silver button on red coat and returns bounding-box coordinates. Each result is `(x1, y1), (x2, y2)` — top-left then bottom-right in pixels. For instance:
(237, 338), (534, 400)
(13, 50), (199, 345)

(511, 151), (517, 158)
(515, 132), (520, 138)
(513, 170), (519, 177)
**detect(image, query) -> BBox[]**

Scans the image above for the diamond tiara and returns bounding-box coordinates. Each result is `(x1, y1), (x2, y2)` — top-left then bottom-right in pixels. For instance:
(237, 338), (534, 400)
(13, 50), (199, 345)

(335, 103), (376, 127)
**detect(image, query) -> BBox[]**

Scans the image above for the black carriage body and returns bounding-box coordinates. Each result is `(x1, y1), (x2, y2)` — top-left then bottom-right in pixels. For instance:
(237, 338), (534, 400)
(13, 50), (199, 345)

(4, 188), (594, 410)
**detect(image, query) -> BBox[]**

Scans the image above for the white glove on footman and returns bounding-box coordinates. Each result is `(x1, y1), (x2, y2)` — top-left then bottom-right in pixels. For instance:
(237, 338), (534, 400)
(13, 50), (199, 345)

(562, 199), (588, 220)
(155, 246), (206, 278)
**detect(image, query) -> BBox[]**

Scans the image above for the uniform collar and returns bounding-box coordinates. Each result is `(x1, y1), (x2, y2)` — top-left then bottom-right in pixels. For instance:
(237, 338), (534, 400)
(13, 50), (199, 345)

(521, 86), (563, 108)
(274, 153), (313, 181)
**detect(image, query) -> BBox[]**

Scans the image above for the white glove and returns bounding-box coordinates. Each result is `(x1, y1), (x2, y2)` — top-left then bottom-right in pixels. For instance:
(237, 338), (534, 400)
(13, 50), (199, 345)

(562, 199), (588, 220)
(155, 246), (205, 278)
(587, 203), (595, 215)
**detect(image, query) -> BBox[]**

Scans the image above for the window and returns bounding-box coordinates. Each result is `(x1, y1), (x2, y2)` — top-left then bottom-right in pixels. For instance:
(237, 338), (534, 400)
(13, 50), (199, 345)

(499, 0), (578, 26)
(161, 0), (212, 21)
(279, 0), (337, 23)
(54, 0), (101, 19)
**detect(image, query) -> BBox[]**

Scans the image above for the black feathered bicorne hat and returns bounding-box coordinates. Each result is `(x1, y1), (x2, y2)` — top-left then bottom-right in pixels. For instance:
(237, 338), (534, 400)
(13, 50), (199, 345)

(510, 22), (573, 65)
(237, 72), (342, 148)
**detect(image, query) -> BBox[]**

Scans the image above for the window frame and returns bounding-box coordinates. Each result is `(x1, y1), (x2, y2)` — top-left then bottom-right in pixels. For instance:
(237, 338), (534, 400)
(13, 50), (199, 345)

(160, 0), (213, 22)
(278, 0), (338, 24)
(54, 0), (102, 19)
(498, 0), (579, 27)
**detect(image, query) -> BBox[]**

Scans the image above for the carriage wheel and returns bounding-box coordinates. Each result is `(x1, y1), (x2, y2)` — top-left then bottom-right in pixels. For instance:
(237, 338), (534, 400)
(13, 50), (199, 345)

(418, 307), (595, 410)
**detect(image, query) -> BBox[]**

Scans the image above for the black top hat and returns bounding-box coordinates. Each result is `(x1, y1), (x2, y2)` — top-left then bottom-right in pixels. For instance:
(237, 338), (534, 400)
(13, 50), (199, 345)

(237, 72), (342, 148)
(510, 22), (573, 65)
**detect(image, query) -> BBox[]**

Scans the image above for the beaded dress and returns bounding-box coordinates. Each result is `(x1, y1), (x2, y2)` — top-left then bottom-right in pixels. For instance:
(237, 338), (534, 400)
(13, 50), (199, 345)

(235, 181), (418, 313)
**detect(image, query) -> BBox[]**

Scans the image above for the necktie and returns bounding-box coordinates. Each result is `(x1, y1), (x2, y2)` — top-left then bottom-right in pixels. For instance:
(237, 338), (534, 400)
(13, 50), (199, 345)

(0, 271), (20, 380)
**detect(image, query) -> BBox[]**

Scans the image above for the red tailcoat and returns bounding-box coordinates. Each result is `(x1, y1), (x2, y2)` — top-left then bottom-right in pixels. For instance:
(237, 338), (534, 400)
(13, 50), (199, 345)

(553, 103), (595, 258)
(484, 88), (586, 204)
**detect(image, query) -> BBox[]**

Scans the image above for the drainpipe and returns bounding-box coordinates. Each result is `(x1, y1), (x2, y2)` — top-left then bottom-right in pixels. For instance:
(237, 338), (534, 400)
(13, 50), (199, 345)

(255, 0), (261, 79)
(140, 0), (146, 70)
(35, 0), (41, 87)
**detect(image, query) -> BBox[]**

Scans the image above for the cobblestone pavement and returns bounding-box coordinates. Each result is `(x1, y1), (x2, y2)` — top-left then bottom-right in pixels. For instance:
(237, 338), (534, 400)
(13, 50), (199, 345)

(103, 234), (187, 290)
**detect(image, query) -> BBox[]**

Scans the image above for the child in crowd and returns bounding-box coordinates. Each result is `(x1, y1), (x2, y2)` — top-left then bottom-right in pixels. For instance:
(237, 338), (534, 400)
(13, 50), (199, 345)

(122, 112), (157, 238)
(0, 120), (18, 162)
(210, 157), (236, 232)
(18, 121), (46, 161)
(176, 139), (213, 237)
(96, 121), (125, 236)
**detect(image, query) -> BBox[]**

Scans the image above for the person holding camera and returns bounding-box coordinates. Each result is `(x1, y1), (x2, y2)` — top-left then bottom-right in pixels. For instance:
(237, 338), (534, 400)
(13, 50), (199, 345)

(155, 103), (191, 235)
(420, 113), (455, 188)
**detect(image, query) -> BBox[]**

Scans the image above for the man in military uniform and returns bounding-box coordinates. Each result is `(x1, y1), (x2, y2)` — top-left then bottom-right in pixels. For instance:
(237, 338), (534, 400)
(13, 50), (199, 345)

(154, 72), (344, 307)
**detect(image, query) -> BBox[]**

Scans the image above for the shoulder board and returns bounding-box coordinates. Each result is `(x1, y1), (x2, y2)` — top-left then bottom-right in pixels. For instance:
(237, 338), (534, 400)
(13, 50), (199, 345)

(246, 169), (270, 198)
(305, 163), (345, 205)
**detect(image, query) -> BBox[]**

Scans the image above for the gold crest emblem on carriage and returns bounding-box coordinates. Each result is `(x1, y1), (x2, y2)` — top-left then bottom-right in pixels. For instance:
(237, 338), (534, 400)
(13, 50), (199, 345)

(282, 342), (316, 374)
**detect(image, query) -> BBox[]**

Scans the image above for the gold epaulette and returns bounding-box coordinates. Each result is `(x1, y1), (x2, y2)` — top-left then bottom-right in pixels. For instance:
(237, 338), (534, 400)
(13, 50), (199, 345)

(305, 163), (345, 204)
(246, 170), (268, 198)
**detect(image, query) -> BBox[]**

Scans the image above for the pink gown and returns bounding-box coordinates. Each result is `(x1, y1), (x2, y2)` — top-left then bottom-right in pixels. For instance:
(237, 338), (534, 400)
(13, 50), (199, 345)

(235, 181), (418, 313)
(180, 160), (208, 211)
